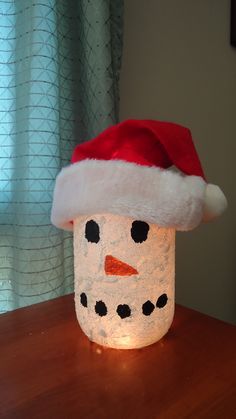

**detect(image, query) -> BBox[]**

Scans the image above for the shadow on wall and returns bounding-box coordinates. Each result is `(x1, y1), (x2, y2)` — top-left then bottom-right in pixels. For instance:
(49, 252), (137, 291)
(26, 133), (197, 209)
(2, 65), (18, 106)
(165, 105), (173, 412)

(176, 218), (236, 325)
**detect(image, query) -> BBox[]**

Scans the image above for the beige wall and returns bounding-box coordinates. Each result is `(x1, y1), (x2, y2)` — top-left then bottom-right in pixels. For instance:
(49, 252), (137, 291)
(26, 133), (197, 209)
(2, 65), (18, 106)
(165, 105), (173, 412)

(119, 0), (236, 324)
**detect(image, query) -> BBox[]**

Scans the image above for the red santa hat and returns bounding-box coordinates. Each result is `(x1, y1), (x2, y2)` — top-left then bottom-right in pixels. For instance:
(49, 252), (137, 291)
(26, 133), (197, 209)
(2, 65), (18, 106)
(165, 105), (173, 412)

(51, 119), (227, 231)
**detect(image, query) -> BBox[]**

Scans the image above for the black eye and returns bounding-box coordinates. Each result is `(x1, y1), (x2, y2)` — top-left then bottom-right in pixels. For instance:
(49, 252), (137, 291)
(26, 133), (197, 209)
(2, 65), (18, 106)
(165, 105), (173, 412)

(85, 220), (100, 243)
(131, 220), (149, 243)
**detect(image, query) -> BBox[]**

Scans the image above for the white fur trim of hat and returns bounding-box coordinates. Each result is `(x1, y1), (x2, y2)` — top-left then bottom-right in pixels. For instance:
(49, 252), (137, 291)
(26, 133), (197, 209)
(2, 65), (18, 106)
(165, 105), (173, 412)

(51, 159), (227, 231)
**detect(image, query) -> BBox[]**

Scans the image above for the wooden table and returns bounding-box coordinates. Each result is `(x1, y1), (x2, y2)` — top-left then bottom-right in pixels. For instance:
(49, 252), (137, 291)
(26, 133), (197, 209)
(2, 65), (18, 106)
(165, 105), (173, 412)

(0, 294), (236, 419)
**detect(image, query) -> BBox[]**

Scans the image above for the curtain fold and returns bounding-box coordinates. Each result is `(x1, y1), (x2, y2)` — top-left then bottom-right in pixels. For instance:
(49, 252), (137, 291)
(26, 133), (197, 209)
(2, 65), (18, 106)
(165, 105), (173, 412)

(0, 0), (123, 312)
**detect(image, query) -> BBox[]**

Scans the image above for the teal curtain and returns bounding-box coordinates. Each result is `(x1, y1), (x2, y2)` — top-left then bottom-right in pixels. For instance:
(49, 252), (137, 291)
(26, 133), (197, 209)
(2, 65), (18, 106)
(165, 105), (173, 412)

(0, 0), (123, 312)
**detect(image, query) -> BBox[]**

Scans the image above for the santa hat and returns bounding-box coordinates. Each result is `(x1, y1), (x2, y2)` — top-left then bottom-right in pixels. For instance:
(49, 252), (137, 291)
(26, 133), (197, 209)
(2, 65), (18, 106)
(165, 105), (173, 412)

(51, 119), (227, 231)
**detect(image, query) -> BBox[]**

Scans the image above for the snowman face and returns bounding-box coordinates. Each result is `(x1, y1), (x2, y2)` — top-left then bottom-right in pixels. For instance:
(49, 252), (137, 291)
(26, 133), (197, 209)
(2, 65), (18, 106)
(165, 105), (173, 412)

(74, 213), (175, 349)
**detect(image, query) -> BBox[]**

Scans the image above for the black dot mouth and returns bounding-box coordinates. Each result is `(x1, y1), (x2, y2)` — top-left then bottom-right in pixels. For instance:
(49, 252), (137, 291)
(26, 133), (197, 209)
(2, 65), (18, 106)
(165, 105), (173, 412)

(142, 300), (155, 316)
(156, 293), (168, 308)
(79, 292), (168, 317)
(80, 292), (87, 308)
(117, 304), (131, 319)
(95, 300), (107, 317)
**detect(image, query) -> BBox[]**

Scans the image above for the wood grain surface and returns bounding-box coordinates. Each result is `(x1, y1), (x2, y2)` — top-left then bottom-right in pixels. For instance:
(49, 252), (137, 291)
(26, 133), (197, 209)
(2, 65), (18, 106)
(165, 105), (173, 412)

(0, 294), (235, 419)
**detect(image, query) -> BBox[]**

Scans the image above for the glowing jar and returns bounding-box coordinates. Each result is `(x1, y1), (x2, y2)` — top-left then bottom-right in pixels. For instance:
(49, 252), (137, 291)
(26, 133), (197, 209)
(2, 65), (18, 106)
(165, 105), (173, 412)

(74, 213), (175, 349)
(51, 119), (227, 350)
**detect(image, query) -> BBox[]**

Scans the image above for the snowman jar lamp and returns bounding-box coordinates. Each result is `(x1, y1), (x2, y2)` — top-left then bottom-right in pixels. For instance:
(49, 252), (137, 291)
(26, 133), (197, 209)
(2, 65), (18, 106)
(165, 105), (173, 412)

(51, 119), (227, 349)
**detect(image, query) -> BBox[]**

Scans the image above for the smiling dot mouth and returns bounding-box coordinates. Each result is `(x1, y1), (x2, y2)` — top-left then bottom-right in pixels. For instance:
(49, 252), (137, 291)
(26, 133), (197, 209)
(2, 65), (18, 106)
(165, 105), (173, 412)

(79, 292), (168, 316)
(105, 255), (138, 276)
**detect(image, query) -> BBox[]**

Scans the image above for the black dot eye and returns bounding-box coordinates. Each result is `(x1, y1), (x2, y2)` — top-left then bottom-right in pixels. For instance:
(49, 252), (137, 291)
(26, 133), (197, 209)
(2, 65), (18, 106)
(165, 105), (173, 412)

(85, 220), (100, 243)
(131, 220), (149, 243)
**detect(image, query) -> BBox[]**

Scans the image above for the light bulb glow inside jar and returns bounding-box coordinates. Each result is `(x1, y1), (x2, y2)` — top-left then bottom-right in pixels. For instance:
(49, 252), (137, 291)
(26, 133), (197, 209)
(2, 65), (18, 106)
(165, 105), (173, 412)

(74, 213), (175, 349)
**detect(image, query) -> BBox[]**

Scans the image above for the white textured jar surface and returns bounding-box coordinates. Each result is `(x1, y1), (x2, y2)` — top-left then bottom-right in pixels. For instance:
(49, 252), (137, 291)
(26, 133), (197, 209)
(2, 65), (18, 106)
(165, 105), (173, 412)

(74, 213), (175, 349)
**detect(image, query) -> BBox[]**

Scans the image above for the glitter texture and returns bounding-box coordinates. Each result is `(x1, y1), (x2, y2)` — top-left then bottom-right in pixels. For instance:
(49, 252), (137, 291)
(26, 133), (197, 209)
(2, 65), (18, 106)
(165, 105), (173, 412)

(74, 213), (175, 349)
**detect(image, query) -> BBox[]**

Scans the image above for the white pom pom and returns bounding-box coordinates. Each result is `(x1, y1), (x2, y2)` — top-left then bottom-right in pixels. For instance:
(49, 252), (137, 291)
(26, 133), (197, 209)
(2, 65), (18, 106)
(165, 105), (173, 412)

(202, 184), (227, 222)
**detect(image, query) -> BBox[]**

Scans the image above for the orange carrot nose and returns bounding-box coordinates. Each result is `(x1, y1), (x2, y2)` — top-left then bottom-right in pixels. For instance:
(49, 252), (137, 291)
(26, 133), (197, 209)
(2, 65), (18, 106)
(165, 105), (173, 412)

(105, 255), (138, 276)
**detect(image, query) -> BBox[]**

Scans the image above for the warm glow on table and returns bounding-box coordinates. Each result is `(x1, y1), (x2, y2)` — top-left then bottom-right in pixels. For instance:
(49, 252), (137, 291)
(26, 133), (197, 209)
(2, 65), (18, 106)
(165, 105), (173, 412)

(0, 294), (235, 418)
